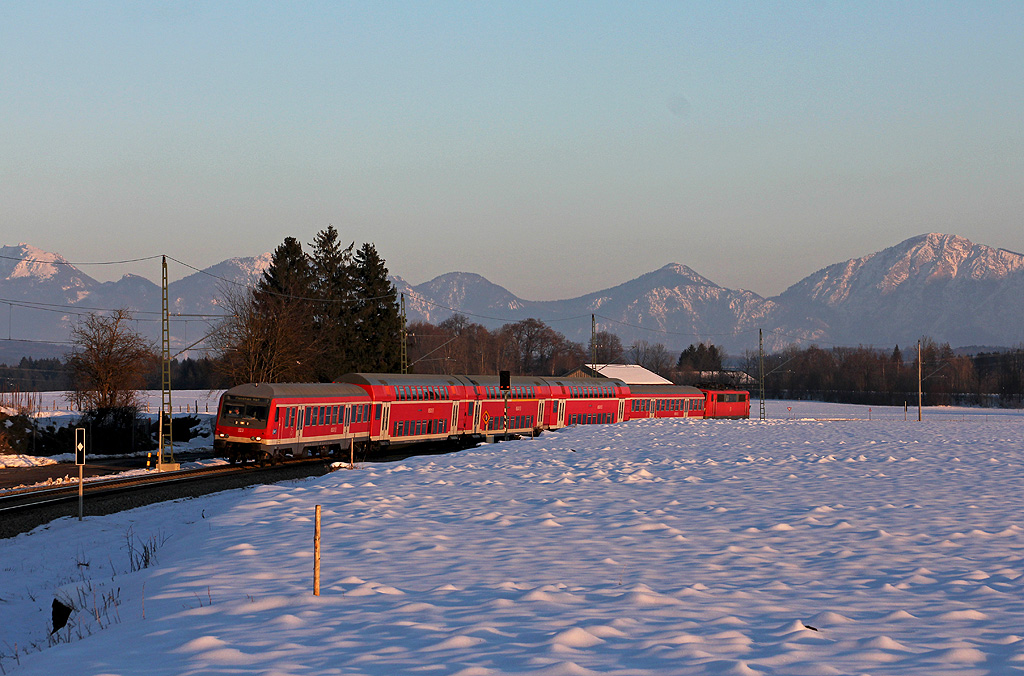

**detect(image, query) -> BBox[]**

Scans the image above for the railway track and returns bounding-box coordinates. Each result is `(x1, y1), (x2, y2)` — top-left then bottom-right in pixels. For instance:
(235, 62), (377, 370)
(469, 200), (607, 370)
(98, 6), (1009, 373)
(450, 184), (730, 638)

(0, 457), (335, 540)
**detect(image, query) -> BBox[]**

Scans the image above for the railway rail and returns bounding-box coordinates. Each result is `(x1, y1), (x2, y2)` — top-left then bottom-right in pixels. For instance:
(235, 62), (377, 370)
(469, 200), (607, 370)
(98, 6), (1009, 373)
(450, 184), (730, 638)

(0, 457), (334, 540)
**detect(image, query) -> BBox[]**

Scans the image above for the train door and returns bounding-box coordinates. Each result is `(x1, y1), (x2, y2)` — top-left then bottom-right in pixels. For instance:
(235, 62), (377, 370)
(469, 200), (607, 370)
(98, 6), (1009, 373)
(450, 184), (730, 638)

(296, 406), (305, 444)
(271, 406), (281, 438)
(617, 399), (625, 423)
(450, 402), (458, 437)
(473, 402), (483, 433)
(556, 400), (566, 427)
(537, 400), (545, 426)
(344, 405), (352, 435)
(279, 406), (296, 439)
(380, 403), (391, 441)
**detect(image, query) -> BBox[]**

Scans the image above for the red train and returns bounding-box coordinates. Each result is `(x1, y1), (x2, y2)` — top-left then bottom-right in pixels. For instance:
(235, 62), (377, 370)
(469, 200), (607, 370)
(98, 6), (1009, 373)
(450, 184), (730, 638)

(214, 373), (750, 464)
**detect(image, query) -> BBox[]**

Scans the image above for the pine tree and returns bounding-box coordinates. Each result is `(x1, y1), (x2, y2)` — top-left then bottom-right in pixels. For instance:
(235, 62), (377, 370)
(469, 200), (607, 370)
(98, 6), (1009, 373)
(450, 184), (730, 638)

(351, 243), (402, 372)
(250, 237), (317, 382)
(309, 226), (356, 381)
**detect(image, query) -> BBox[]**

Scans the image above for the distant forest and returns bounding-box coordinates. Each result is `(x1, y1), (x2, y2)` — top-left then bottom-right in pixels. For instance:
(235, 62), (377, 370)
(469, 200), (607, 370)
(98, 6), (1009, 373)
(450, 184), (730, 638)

(2, 324), (1021, 409)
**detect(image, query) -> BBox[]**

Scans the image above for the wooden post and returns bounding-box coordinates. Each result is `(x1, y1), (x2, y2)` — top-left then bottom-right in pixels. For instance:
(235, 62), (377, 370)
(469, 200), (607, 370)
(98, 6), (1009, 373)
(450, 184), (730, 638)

(349, 438), (354, 470)
(921, 340), (929, 419)
(313, 505), (321, 596)
(78, 465), (84, 521)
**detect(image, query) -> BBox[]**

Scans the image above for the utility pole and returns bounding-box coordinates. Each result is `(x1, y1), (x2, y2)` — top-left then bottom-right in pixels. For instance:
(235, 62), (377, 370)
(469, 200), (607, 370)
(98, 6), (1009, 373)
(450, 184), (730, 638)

(400, 293), (408, 374)
(158, 256), (179, 471)
(758, 329), (766, 420)
(917, 339), (922, 422)
(591, 314), (597, 367)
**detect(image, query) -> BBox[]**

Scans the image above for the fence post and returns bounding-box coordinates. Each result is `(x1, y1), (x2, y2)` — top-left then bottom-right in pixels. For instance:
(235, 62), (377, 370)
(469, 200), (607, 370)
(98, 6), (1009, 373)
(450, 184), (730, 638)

(313, 505), (321, 596)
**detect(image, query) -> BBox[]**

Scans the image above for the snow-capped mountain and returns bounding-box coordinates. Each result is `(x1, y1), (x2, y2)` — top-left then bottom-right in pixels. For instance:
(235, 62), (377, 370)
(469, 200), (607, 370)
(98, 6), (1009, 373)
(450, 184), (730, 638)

(2, 233), (1022, 361)
(0, 244), (272, 357)
(169, 254), (273, 316)
(775, 233), (1024, 348)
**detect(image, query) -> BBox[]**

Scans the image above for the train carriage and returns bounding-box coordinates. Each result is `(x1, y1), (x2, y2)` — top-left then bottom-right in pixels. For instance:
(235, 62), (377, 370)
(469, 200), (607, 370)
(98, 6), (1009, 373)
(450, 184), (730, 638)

(338, 373), (466, 447)
(626, 384), (705, 420)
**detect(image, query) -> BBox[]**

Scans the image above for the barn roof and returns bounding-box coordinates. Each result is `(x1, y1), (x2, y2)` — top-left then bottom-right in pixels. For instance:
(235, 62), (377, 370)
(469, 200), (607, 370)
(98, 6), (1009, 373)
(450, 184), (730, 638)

(579, 363), (673, 385)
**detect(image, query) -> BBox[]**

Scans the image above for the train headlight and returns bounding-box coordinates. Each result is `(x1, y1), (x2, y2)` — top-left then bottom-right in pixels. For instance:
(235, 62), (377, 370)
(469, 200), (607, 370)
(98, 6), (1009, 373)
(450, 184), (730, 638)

(251, 436), (262, 441)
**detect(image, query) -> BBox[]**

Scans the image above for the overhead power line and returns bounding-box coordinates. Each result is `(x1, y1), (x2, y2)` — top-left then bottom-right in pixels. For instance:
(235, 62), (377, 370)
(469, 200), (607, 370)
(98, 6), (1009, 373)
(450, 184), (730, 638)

(0, 252), (164, 267)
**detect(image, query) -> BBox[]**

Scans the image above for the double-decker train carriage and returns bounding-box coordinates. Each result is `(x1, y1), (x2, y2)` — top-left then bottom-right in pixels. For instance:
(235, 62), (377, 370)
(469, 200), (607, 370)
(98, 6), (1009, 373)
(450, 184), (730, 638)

(214, 372), (750, 464)
(627, 384), (705, 419)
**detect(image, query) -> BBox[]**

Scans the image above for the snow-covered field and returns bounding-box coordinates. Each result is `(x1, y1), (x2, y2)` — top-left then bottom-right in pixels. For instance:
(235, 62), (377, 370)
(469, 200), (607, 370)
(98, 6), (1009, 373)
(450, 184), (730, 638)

(1, 390), (221, 471)
(2, 401), (1024, 675)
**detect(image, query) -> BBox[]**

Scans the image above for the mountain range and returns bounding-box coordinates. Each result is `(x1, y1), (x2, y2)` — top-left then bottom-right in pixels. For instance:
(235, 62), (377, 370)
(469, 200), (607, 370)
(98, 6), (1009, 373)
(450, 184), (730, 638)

(1, 233), (1022, 363)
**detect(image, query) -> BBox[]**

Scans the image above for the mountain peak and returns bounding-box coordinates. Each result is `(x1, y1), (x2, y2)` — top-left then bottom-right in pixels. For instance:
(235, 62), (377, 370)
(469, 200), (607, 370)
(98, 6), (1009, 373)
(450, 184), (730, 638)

(0, 243), (75, 282)
(649, 263), (719, 288)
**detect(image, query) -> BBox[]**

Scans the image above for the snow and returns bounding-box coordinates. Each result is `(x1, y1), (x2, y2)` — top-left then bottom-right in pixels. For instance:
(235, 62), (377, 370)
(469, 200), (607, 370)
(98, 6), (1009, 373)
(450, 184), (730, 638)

(1, 401), (1024, 674)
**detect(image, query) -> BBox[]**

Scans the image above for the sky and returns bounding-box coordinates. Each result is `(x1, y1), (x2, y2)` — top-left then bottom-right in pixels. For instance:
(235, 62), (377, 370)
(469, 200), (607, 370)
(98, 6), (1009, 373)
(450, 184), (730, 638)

(2, 1), (1022, 299)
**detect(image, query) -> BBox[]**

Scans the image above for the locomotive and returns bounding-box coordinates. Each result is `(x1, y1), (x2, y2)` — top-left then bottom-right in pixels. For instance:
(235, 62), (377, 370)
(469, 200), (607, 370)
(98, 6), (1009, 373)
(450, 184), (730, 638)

(214, 372), (750, 465)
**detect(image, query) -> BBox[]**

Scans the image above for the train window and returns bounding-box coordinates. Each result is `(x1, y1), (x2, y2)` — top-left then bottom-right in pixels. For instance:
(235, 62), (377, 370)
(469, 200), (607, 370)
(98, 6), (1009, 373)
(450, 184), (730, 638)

(222, 398), (271, 424)
(375, 404), (381, 420)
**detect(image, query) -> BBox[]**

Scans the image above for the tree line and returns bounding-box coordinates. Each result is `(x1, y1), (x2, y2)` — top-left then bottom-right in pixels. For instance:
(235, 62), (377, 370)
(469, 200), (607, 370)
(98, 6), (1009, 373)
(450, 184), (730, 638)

(742, 340), (1024, 407)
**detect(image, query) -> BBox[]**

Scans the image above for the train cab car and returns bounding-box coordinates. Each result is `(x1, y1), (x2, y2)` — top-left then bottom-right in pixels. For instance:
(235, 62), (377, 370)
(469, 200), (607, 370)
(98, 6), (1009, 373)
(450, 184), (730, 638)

(625, 385), (705, 420)
(215, 382), (370, 464)
(701, 389), (751, 419)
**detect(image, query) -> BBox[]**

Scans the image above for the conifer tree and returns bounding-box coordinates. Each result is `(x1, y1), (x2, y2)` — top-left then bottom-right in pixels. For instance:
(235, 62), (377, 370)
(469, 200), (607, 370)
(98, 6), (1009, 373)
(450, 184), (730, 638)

(351, 243), (402, 372)
(251, 237), (317, 382)
(309, 226), (356, 381)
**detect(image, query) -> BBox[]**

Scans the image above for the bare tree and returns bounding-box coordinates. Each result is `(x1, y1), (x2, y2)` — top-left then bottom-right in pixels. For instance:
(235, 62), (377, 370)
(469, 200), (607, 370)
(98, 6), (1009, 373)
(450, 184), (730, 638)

(65, 309), (156, 410)
(627, 339), (673, 376)
(589, 331), (624, 363)
(211, 284), (315, 385)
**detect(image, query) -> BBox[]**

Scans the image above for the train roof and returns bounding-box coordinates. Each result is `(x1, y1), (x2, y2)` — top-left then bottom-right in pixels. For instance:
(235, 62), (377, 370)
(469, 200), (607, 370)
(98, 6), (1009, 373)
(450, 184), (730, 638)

(337, 373), (627, 389)
(223, 382), (368, 399)
(628, 384), (704, 396)
(338, 373), (474, 388)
